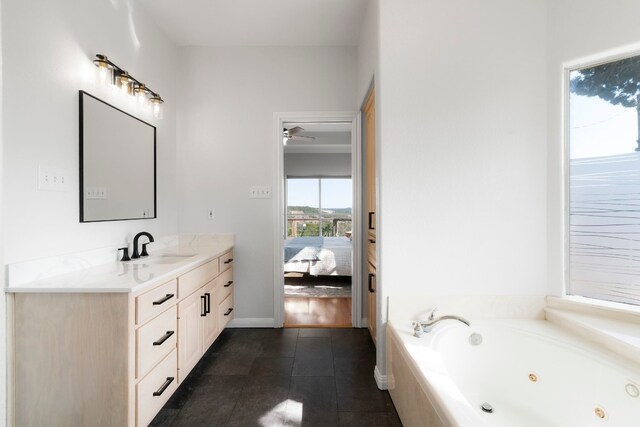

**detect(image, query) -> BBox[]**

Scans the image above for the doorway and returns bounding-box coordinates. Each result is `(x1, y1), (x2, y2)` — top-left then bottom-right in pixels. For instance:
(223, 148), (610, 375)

(273, 112), (361, 328)
(284, 177), (353, 326)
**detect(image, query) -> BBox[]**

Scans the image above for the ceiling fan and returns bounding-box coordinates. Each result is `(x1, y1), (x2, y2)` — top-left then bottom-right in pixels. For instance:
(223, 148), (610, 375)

(283, 126), (316, 144)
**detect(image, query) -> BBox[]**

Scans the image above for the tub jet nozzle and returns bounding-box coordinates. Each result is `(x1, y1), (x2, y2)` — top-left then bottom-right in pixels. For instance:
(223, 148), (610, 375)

(481, 402), (494, 413)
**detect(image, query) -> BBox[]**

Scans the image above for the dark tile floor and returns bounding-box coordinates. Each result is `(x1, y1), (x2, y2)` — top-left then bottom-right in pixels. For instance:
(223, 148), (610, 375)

(150, 328), (402, 427)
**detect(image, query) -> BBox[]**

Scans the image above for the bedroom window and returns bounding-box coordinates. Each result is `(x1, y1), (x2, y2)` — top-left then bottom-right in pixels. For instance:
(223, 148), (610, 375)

(286, 178), (352, 237)
(568, 53), (640, 306)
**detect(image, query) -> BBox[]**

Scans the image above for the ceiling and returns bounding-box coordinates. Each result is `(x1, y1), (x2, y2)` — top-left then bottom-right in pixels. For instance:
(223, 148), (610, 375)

(283, 122), (351, 154)
(138, 0), (369, 47)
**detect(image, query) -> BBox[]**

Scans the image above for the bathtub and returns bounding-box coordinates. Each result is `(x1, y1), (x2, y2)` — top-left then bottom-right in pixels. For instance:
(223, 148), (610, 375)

(387, 319), (640, 427)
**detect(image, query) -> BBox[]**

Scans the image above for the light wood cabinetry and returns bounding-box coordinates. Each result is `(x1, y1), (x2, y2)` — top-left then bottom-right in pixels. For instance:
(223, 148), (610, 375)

(202, 279), (219, 350)
(219, 250), (233, 273)
(178, 258), (218, 298)
(363, 87), (378, 344)
(12, 247), (234, 427)
(218, 293), (234, 330)
(136, 350), (178, 427)
(367, 262), (377, 344)
(136, 279), (177, 325)
(177, 288), (204, 382)
(136, 305), (177, 379)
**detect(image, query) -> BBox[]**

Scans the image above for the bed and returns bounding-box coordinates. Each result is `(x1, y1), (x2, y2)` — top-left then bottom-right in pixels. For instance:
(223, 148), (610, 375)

(284, 236), (352, 276)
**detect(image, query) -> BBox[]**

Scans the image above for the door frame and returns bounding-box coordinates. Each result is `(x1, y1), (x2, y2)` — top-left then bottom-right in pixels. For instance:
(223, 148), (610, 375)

(273, 111), (362, 327)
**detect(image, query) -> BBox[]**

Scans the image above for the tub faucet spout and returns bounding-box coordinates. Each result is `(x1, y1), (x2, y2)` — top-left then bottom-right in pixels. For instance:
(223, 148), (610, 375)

(418, 308), (471, 333)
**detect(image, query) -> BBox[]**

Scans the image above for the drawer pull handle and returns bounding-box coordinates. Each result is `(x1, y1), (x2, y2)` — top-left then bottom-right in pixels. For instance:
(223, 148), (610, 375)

(205, 293), (211, 314)
(201, 295), (207, 317)
(223, 258), (233, 264)
(224, 281), (233, 288)
(224, 308), (234, 316)
(152, 294), (174, 305)
(368, 212), (375, 230)
(153, 331), (175, 346)
(369, 239), (376, 244)
(153, 377), (175, 396)
(368, 273), (376, 293)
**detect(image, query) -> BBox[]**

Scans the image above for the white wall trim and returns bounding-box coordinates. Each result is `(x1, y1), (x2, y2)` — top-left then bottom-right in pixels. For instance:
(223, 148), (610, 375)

(227, 318), (275, 328)
(374, 365), (389, 390)
(273, 111), (362, 328)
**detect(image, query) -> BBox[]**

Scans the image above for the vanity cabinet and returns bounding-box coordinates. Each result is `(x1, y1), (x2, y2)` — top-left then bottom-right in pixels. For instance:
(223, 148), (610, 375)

(202, 278), (219, 349)
(174, 256), (225, 383)
(177, 288), (205, 383)
(11, 247), (234, 427)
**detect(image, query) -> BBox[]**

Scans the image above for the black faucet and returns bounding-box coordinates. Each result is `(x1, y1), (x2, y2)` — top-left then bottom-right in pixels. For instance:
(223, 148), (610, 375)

(132, 231), (154, 259)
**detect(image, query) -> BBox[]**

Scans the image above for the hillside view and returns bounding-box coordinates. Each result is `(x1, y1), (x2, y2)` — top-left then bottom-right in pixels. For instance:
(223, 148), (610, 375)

(287, 206), (352, 237)
(287, 206), (352, 217)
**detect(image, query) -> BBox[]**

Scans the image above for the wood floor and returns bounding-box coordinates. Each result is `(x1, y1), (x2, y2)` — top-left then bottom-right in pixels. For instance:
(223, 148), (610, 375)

(284, 297), (352, 327)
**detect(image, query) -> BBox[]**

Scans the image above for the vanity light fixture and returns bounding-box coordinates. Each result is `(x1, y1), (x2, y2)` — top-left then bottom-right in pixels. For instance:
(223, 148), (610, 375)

(92, 53), (164, 119)
(93, 54), (113, 86)
(149, 95), (164, 119)
(134, 83), (150, 106)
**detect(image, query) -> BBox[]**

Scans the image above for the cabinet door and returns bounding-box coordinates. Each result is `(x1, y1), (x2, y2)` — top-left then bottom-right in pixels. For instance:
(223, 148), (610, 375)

(364, 88), (376, 237)
(202, 279), (219, 351)
(367, 262), (377, 344)
(178, 290), (204, 382)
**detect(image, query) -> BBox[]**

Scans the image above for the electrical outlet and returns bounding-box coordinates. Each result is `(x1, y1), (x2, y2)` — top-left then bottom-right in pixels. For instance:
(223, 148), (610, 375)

(208, 208), (215, 220)
(38, 165), (70, 192)
(249, 186), (272, 199)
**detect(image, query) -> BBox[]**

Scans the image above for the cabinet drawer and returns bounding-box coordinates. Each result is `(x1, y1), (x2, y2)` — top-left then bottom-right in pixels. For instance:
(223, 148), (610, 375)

(136, 349), (178, 427)
(219, 250), (234, 273)
(218, 293), (234, 330)
(136, 279), (177, 326)
(136, 305), (177, 379)
(216, 268), (233, 305)
(178, 259), (219, 298)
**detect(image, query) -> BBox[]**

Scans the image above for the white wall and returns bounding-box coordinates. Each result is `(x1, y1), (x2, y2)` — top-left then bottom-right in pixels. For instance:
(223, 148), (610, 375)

(177, 46), (356, 322)
(376, 0), (548, 375)
(284, 153), (351, 177)
(356, 0), (379, 106)
(2, 0), (178, 265)
(546, 0), (640, 297)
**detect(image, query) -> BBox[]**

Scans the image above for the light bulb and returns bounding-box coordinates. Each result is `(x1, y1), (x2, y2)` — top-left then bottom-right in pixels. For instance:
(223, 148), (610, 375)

(98, 66), (111, 86)
(150, 95), (164, 120)
(153, 102), (163, 119)
(117, 71), (133, 96)
(93, 54), (113, 87)
(135, 84), (149, 106)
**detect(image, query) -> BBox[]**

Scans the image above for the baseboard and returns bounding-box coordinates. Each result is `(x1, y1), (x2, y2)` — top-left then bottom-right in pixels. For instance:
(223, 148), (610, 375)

(227, 317), (275, 328)
(374, 365), (390, 390)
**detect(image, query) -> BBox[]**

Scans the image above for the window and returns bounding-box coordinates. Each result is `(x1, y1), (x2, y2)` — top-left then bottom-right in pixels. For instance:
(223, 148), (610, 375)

(568, 53), (640, 306)
(286, 178), (352, 237)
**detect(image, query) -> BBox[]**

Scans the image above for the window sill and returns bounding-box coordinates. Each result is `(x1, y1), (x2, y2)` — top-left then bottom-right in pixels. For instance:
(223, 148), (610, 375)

(545, 296), (640, 365)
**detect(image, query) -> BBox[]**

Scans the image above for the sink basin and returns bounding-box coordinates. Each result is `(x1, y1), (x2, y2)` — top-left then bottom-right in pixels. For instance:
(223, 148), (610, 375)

(159, 253), (195, 258)
(132, 255), (194, 265)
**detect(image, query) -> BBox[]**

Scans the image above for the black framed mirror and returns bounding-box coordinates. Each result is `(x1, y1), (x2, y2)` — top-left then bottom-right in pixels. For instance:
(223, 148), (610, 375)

(79, 91), (157, 222)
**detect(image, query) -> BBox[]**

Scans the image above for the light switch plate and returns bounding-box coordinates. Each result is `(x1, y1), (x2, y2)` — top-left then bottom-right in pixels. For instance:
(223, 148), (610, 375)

(38, 165), (70, 192)
(85, 187), (107, 200)
(249, 186), (272, 199)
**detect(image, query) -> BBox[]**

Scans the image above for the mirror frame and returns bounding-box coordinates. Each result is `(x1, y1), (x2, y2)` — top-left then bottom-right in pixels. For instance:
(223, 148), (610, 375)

(79, 90), (157, 223)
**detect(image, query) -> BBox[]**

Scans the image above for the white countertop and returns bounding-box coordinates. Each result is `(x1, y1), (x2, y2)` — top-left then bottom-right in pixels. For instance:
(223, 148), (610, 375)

(5, 241), (233, 294)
